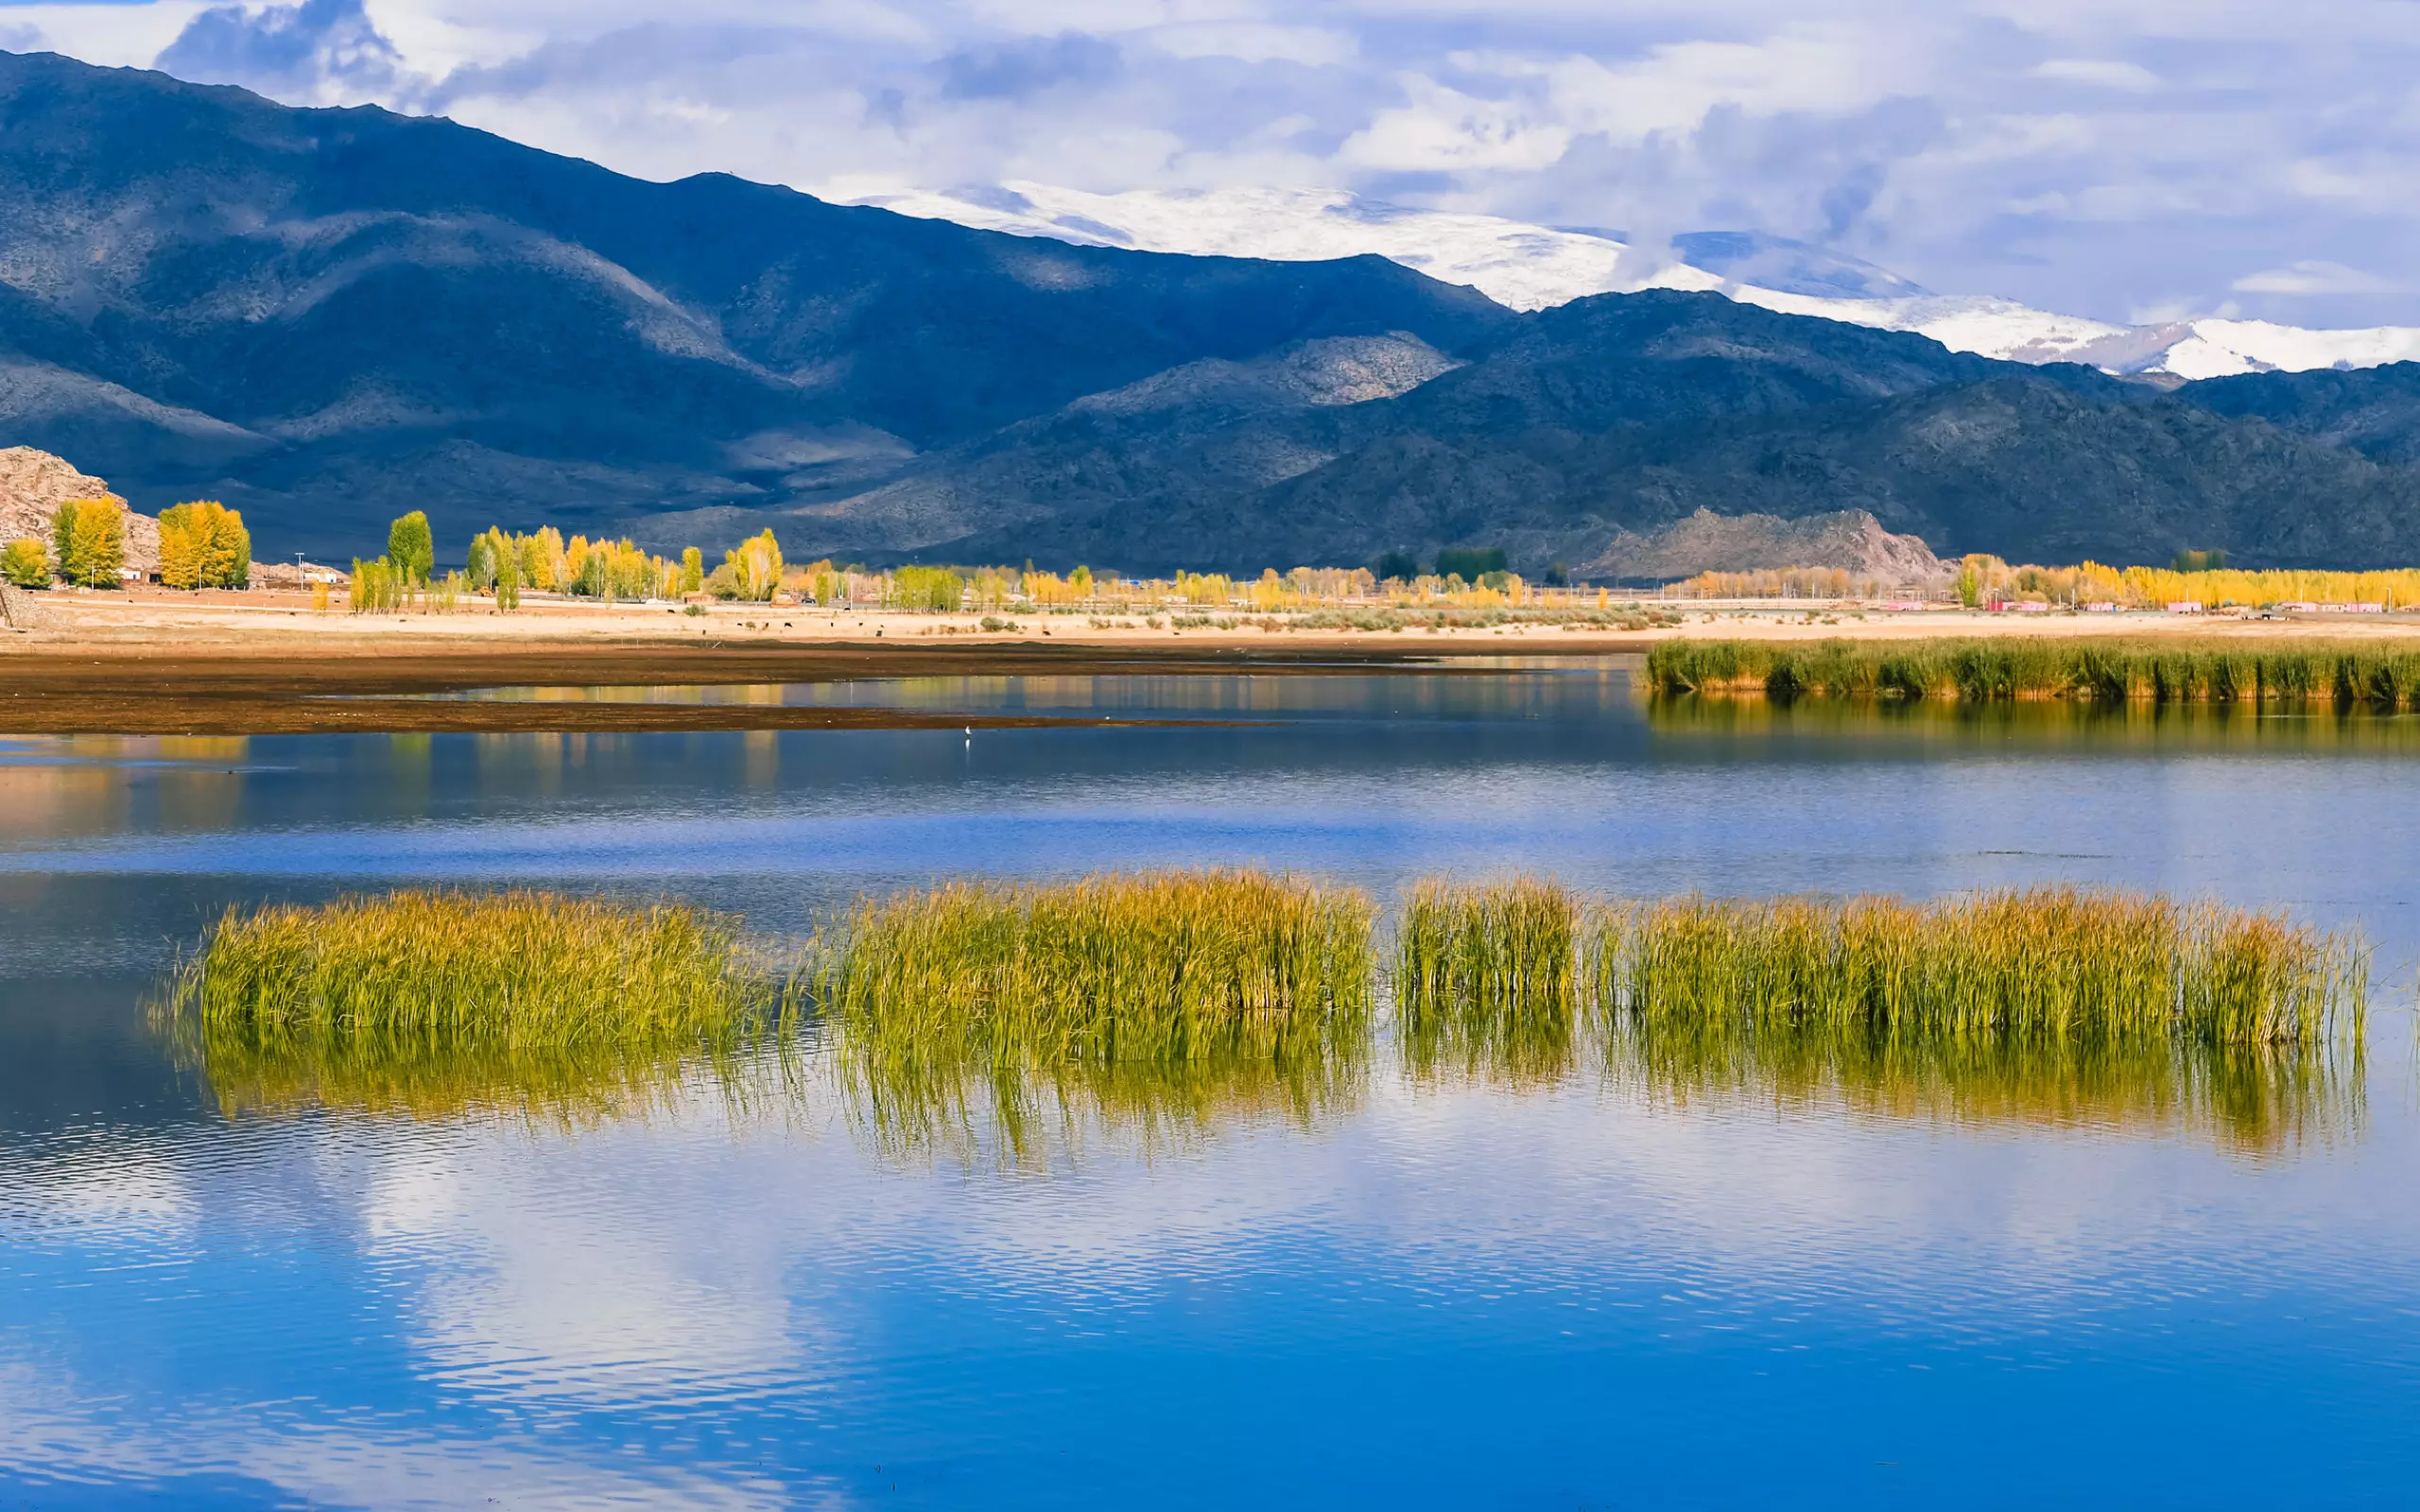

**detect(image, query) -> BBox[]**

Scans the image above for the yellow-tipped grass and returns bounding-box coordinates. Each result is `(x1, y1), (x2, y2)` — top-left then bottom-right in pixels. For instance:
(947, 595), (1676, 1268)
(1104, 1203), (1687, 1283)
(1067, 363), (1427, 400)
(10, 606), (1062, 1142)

(820, 868), (1377, 1071)
(164, 890), (797, 1118)
(1598, 888), (2362, 1048)
(1393, 877), (1582, 1081)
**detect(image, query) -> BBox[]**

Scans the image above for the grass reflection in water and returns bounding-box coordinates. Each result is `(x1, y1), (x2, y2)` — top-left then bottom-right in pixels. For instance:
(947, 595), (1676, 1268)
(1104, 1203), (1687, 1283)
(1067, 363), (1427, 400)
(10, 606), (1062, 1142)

(157, 876), (2371, 1156)
(1610, 1018), (2362, 1155)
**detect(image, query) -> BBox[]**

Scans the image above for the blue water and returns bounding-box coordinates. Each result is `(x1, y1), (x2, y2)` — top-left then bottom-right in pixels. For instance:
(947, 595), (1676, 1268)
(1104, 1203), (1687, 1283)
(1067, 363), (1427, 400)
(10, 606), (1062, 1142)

(5, 662), (2418, 1507)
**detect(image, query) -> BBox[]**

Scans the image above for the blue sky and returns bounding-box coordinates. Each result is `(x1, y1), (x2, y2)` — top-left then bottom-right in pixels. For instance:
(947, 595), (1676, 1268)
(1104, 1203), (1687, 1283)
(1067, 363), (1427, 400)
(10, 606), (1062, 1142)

(7, 0), (2420, 326)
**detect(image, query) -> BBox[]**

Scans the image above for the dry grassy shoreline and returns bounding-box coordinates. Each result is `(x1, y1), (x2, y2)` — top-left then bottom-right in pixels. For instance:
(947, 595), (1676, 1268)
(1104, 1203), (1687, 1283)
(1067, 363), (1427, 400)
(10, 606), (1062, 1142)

(12, 586), (2420, 733)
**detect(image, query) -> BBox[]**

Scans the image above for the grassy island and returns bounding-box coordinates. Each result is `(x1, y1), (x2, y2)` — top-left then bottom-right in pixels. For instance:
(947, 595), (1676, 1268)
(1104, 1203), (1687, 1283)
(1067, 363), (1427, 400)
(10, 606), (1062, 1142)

(1648, 637), (2420, 706)
(819, 868), (1376, 1067)
(1394, 878), (1582, 1081)
(164, 889), (797, 1119)
(161, 875), (2365, 1146)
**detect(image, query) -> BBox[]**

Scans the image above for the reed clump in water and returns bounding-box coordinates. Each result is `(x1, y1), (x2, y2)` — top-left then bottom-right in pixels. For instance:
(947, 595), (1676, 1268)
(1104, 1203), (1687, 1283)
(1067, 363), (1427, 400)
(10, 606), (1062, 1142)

(164, 889), (797, 1119)
(1647, 637), (2420, 708)
(822, 868), (1376, 1068)
(826, 868), (1375, 1161)
(1597, 888), (2362, 1049)
(1394, 877), (1581, 1081)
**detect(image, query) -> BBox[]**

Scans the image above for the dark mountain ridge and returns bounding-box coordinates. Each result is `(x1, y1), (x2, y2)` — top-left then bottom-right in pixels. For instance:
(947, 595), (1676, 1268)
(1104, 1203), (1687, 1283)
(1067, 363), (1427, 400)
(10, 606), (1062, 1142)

(845, 292), (2420, 573)
(0, 49), (1509, 553)
(2, 47), (2419, 573)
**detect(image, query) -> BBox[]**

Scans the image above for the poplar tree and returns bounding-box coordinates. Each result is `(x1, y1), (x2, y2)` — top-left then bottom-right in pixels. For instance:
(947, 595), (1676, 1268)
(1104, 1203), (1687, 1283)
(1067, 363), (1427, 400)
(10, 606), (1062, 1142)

(51, 499), (125, 588)
(388, 511), (435, 587)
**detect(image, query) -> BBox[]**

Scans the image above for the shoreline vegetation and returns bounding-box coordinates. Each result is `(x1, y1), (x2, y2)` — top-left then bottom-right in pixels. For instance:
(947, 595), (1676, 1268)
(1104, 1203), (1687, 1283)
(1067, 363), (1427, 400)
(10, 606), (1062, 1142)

(1650, 637), (2420, 706)
(161, 875), (2368, 1152)
(24, 490), (2420, 621)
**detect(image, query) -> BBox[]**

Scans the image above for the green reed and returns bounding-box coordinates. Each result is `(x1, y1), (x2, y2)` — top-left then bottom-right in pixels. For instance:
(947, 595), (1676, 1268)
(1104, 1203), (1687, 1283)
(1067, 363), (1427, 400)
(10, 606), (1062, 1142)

(1393, 877), (1582, 1082)
(1598, 888), (2362, 1049)
(163, 889), (798, 1118)
(1647, 637), (2420, 707)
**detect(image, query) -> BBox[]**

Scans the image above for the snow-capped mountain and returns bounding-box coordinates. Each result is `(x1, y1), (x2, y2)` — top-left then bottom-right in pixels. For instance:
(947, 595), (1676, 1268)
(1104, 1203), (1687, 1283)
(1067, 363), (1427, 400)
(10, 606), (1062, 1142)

(849, 183), (2420, 381)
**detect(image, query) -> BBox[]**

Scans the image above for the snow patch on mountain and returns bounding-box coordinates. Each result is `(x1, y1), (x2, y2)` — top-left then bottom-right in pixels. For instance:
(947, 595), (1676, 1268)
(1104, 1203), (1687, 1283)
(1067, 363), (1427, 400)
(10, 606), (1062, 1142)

(851, 182), (2420, 382)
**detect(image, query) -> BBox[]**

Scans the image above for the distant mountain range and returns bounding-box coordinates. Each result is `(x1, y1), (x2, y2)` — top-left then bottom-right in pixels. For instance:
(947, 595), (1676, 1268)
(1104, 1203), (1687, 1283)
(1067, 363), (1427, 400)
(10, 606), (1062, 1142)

(859, 183), (2420, 382)
(4, 48), (2420, 576)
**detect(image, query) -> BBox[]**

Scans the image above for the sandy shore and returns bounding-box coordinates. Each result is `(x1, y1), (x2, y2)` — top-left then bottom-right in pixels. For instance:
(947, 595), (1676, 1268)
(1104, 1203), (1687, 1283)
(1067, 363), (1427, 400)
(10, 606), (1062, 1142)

(8, 587), (2420, 734)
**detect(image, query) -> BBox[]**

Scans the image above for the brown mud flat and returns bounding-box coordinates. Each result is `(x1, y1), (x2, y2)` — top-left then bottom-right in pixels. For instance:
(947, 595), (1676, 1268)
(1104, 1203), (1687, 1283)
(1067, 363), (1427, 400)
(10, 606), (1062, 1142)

(0, 641), (1534, 735)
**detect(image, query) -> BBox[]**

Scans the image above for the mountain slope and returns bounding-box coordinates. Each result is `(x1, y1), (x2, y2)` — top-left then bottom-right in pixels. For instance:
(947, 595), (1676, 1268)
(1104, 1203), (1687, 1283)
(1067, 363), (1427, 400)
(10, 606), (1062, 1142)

(0, 49), (1512, 555)
(807, 293), (2420, 573)
(2182, 363), (2420, 465)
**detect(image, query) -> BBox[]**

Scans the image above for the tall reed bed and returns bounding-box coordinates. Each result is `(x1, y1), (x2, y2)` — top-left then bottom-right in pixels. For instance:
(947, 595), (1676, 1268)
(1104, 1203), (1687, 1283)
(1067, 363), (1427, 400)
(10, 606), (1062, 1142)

(1647, 637), (2420, 707)
(1394, 877), (1581, 1081)
(1598, 889), (2361, 1048)
(821, 869), (1375, 1068)
(163, 889), (797, 1119)
(824, 869), (1376, 1160)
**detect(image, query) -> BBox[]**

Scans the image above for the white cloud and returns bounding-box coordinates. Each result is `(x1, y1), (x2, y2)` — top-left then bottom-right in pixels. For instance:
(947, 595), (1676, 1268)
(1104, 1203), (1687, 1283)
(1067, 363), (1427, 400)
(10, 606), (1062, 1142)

(2030, 58), (2161, 91)
(2232, 259), (2407, 296)
(1143, 21), (1357, 67)
(1339, 75), (1571, 172)
(0, 0), (2415, 322)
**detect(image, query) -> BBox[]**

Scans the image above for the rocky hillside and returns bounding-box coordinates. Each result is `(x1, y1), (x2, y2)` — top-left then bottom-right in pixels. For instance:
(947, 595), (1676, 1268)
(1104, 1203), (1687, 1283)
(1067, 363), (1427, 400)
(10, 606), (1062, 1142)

(0, 445), (158, 572)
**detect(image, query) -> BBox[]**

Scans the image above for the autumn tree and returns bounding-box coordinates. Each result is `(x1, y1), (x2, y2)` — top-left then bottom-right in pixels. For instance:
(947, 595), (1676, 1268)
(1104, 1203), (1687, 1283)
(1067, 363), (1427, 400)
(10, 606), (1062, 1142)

(1, 537), (48, 589)
(51, 499), (125, 589)
(388, 511), (435, 587)
(158, 501), (251, 589)
(718, 529), (784, 601)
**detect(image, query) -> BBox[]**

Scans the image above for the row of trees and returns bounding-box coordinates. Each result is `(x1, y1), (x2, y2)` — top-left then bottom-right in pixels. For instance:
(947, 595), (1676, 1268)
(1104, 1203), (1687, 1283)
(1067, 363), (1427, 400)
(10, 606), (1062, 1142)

(6, 499), (131, 590)
(3, 497), (251, 591)
(1953, 554), (2420, 610)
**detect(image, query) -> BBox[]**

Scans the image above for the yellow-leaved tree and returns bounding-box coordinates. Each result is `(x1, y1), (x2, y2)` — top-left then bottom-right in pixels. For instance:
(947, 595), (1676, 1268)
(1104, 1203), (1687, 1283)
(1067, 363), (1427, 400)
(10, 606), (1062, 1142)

(719, 529), (784, 601)
(158, 501), (251, 589)
(1, 537), (49, 589)
(51, 499), (125, 589)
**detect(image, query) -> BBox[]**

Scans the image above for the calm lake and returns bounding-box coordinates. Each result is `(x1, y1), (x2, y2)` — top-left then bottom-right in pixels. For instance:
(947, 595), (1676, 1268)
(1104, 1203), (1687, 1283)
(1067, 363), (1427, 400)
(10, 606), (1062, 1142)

(5, 658), (2418, 1508)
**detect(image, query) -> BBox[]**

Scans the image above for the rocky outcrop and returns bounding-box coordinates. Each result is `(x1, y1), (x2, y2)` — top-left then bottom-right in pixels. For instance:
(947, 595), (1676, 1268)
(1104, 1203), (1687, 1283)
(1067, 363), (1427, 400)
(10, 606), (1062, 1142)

(1576, 508), (1947, 586)
(0, 580), (51, 627)
(0, 446), (160, 574)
